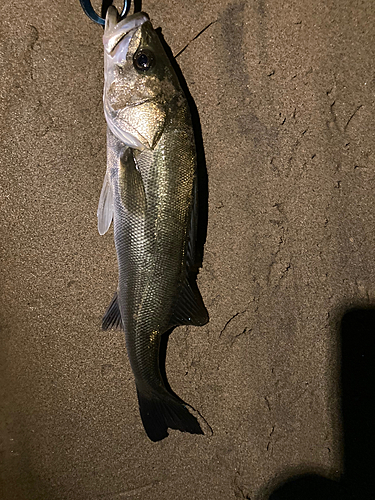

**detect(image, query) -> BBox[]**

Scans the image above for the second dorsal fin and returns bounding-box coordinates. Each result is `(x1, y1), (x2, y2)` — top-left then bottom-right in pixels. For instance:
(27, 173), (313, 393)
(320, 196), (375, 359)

(168, 277), (208, 329)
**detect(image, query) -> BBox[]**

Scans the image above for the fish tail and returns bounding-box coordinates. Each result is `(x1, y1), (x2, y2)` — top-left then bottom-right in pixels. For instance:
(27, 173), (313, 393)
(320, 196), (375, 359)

(136, 387), (204, 442)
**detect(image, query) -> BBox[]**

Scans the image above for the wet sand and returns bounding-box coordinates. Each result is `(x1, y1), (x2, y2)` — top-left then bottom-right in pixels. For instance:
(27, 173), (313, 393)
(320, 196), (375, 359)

(1, 1), (374, 498)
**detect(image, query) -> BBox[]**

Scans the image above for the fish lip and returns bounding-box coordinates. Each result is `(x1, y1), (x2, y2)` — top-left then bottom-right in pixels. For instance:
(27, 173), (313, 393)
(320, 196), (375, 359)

(103, 11), (149, 54)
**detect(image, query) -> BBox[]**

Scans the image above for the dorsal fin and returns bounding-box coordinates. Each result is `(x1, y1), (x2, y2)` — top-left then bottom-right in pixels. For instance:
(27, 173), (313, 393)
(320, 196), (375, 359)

(168, 277), (208, 329)
(167, 178), (208, 329)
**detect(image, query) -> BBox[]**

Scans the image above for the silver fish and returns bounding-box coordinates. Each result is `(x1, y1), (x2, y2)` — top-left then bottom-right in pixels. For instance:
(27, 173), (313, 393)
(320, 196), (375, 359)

(98, 6), (208, 441)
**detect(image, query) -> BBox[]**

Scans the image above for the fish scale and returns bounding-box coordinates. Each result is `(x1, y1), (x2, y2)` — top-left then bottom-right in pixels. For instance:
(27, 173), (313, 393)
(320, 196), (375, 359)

(115, 111), (194, 384)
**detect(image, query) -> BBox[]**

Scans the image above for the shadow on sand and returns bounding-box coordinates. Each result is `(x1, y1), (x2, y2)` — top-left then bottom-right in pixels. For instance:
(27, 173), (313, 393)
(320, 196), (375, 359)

(267, 307), (375, 500)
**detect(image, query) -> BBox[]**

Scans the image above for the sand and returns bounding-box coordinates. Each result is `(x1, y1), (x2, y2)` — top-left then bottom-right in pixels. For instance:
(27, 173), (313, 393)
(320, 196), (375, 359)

(1, 0), (374, 498)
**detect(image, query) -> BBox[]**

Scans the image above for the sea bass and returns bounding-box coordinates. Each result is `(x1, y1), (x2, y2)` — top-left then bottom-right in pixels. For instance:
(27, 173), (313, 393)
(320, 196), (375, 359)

(98, 6), (208, 442)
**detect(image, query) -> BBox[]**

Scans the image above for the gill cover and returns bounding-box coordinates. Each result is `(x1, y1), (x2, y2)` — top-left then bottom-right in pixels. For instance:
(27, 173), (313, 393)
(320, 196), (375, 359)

(103, 7), (170, 150)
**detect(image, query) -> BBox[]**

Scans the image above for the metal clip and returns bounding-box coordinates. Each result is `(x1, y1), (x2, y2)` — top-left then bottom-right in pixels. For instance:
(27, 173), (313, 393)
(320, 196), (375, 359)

(79, 0), (130, 26)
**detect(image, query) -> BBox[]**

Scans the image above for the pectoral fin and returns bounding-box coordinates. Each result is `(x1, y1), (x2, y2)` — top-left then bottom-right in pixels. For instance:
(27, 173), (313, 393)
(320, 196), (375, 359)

(97, 170), (114, 235)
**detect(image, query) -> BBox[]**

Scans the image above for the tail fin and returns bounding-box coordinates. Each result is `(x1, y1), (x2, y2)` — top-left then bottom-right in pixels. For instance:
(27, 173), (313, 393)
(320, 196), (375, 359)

(136, 388), (204, 442)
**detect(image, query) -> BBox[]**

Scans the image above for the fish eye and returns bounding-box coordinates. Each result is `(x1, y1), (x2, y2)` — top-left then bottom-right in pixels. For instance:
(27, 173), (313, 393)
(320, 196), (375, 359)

(133, 49), (155, 72)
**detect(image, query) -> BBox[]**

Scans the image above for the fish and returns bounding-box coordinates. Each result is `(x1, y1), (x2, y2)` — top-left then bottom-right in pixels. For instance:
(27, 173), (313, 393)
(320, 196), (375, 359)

(97, 6), (209, 442)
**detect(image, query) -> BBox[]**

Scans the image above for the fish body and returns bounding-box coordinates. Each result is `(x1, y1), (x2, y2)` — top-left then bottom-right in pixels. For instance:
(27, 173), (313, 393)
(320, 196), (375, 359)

(98, 7), (208, 441)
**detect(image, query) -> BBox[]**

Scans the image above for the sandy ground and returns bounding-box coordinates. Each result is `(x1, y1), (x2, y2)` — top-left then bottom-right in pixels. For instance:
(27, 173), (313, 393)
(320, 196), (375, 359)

(1, 0), (374, 498)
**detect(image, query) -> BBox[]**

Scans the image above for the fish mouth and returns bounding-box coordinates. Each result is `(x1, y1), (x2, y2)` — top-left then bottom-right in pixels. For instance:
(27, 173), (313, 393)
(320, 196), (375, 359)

(103, 8), (149, 54)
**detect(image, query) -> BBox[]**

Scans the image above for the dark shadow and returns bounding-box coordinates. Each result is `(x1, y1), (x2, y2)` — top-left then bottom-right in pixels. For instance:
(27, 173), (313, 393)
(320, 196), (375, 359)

(133, 0), (142, 13)
(159, 327), (177, 398)
(159, 326), (212, 436)
(101, 0), (112, 19)
(340, 308), (375, 499)
(267, 307), (375, 500)
(268, 473), (350, 500)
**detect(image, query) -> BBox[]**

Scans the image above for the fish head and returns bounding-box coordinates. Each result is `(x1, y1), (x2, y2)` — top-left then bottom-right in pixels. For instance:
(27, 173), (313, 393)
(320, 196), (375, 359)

(103, 7), (181, 150)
